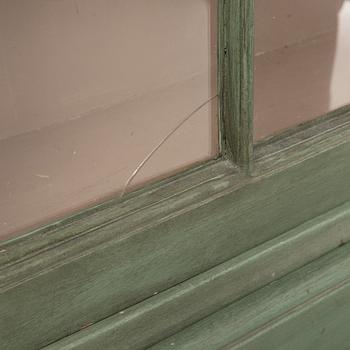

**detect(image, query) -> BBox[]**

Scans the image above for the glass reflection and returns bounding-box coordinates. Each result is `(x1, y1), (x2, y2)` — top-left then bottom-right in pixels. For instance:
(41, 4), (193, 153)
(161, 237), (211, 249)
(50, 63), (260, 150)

(0, 0), (218, 240)
(254, 0), (350, 141)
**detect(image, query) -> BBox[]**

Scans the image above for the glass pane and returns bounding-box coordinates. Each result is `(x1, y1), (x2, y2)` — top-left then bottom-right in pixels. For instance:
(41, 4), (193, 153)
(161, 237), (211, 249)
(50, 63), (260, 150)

(254, 0), (350, 141)
(0, 0), (218, 240)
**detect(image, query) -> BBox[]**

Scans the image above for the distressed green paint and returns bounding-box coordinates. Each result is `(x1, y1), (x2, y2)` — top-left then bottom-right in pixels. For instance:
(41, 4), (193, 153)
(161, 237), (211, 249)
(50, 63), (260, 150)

(219, 0), (254, 169)
(254, 104), (350, 158)
(42, 202), (350, 350)
(1, 1), (350, 349)
(1, 113), (350, 349)
(150, 243), (350, 350)
(0, 159), (229, 266)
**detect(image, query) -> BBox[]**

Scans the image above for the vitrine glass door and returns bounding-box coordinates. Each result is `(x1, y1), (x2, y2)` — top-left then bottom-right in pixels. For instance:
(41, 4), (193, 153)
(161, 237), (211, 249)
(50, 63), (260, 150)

(254, 0), (350, 141)
(0, 0), (218, 239)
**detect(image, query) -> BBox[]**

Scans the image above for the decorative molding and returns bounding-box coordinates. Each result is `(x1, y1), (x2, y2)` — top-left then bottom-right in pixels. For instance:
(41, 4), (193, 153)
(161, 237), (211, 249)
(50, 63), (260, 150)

(43, 202), (350, 350)
(219, 0), (254, 169)
(150, 242), (350, 350)
(1, 113), (350, 349)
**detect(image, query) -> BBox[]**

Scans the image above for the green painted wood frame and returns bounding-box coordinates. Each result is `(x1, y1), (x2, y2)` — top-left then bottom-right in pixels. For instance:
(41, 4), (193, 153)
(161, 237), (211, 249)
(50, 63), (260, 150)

(219, 0), (254, 169)
(1, 1), (350, 349)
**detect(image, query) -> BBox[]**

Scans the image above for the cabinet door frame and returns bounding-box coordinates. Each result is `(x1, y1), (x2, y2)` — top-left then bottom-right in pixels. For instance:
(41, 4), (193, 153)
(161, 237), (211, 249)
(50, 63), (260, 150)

(2, 1), (350, 349)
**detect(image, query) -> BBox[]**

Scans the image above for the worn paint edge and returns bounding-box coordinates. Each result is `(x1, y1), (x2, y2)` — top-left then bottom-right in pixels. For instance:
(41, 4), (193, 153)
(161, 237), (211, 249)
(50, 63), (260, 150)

(0, 159), (235, 266)
(149, 242), (350, 350)
(1, 114), (350, 349)
(219, 0), (254, 168)
(43, 201), (350, 350)
(2, 110), (349, 271)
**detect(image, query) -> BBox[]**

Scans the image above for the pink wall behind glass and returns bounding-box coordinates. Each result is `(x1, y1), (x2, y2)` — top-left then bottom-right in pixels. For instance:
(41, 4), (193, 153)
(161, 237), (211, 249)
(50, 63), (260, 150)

(0, 0), (218, 240)
(254, 0), (350, 141)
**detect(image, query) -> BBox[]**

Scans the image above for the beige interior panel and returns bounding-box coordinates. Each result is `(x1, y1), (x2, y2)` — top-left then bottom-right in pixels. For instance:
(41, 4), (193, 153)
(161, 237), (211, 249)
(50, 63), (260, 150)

(0, 0), (218, 240)
(254, 0), (350, 141)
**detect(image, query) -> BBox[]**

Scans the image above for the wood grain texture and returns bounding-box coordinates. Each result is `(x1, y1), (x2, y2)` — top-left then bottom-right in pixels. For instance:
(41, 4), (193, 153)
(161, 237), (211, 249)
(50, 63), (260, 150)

(150, 242), (350, 350)
(1, 2), (349, 348)
(0, 159), (229, 266)
(42, 201), (350, 350)
(219, 0), (254, 168)
(255, 105), (350, 160)
(1, 113), (350, 349)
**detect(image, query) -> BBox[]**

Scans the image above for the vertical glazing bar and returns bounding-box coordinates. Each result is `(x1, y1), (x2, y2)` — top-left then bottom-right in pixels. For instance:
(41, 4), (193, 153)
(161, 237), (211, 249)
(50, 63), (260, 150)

(218, 0), (254, 170)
